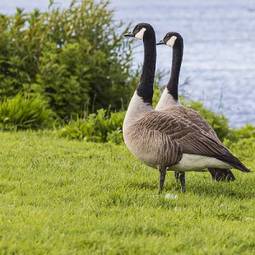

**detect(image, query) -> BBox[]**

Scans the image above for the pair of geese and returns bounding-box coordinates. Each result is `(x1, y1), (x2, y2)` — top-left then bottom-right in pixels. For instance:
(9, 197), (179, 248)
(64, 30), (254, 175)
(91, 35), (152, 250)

(123, 23), (250, 193)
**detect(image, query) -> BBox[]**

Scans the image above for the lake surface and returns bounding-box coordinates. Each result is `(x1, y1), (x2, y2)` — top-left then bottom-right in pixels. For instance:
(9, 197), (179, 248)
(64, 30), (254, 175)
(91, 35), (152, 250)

(1, 0), (255, 127)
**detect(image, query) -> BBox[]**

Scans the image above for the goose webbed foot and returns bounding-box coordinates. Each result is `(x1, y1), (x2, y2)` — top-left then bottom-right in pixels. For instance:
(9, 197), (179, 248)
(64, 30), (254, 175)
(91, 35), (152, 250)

(208, 168), (236, 182)
(174, 171), (186, 193)
(158, 166), (167, 194)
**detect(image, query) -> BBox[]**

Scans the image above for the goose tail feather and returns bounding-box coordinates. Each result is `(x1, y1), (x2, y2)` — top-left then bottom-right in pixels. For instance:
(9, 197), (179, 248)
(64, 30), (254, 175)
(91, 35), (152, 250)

(217, 153), (251, 173)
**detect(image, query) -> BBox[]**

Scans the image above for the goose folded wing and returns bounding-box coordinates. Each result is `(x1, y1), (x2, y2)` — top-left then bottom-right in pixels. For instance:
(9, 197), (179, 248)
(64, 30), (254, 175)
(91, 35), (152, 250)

(139, 111), (249, 171)
(182, 108), (218, 138)
(162, 106), (218, 139)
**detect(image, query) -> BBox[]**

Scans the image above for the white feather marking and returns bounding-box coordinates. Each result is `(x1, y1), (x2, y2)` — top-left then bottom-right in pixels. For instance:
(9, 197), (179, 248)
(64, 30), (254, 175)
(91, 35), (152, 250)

(166, 36), (177, 47)
(135, 27), (147, 40)
(172, 154), (231, 171)
(155, 87), (178, 111)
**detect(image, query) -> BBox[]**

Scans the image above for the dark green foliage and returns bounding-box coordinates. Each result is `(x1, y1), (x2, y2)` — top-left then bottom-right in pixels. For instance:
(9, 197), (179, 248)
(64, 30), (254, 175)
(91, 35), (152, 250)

(0, 94), (55, 130)
(59, 109), (124, 143)
(230, 125), (255, 141)
(107, 129), (123, 144)
(0, 1), (135, 119)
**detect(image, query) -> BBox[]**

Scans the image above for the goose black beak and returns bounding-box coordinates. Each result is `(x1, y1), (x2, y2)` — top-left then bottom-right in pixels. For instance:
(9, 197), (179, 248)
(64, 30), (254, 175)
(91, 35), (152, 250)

(124, 32), (135, 38)
(156, 40), (165, 45)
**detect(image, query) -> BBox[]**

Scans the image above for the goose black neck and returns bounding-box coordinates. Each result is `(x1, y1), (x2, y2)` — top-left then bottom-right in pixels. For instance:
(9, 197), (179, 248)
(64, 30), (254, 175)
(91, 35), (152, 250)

(137, 31), (156, 105)
(167, 42), (183, 101)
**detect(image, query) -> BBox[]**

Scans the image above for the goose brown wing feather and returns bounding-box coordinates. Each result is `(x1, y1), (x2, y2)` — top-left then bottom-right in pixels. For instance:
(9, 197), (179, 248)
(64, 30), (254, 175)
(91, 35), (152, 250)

(138, 110), (250, 172)
(162, 106), (218, 138)
(182, 107), (219, 140)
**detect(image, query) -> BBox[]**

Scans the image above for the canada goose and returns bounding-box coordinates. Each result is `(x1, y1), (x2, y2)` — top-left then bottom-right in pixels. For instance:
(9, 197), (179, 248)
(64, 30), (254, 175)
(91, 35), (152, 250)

(156, 32), (236, 190)
(155, 32), (185, 190)
(123, 24), (250, 194)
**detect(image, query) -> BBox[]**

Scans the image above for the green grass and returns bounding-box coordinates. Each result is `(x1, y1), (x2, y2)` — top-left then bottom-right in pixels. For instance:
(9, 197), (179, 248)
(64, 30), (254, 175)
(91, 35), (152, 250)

(0, 132), (254, 255)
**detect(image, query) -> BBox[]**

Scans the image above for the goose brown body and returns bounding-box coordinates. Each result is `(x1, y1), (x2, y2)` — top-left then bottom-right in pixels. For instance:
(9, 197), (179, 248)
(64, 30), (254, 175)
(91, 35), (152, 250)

(124, 104), (250, 173)
(156, 32), (236, 182)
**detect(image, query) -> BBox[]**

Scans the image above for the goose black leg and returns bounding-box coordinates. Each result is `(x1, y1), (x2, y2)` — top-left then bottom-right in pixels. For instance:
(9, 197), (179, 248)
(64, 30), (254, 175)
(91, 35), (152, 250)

(158, 166), (167, 194)
(179, 172), (186, 193)
(174, 171), (180, 182)
(174, 171), (186, 192)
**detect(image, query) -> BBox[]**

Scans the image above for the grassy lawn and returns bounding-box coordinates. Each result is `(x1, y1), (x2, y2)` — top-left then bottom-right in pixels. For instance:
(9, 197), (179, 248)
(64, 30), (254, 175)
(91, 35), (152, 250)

(0, 132), (254, 254)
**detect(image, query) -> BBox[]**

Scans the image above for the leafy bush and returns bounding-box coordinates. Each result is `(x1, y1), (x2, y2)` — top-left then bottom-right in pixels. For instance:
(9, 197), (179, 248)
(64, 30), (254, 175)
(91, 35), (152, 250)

(0, 0), (135, 119)
(59, 109), (125, 143)
(107, 129), (123, 145)
(0, 94), (55, 130)
(225, 136), (255, 163)
(225, 124), (255, 145)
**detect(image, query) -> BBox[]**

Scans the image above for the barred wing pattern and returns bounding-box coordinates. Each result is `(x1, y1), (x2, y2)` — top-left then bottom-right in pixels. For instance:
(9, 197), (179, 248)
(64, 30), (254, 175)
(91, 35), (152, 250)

(160, 106), (218, 137)
(136, 110), (250, 172)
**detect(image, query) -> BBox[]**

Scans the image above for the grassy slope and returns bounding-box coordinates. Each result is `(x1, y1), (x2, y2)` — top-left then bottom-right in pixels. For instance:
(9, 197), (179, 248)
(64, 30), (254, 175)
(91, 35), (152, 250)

(0, 132), (254, 255)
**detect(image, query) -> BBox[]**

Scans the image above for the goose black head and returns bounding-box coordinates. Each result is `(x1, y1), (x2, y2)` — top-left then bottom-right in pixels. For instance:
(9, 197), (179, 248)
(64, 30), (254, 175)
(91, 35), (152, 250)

(157, 32), (183, 48)
(124, 23), (155, 40)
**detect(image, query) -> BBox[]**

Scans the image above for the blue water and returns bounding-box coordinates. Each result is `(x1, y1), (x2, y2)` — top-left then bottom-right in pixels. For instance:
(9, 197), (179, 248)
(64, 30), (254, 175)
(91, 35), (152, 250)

(1, 0), (255, 127)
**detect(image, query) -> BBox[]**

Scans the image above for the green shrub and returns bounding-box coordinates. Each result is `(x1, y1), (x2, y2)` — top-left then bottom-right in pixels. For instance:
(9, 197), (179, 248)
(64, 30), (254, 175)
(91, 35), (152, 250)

(225, 137), (255, 163)
(0, 0), (136, 119)
(232, 124), (255, 140)
(0, 94), (55, 130)
(59, 109), (125, 143)
(225, 124), (255, 145)
(107, 129), (123, 145)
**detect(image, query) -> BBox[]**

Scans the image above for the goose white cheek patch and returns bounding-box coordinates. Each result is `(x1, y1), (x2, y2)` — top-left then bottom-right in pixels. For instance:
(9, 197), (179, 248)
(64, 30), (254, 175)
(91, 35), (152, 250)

(166, 36), (177, 47)
(135, 28), (147, 40)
